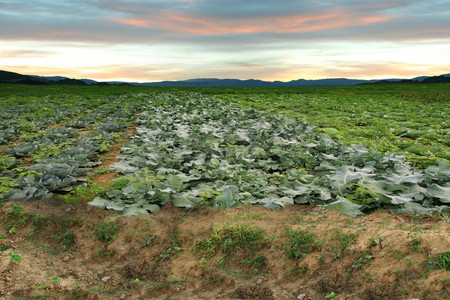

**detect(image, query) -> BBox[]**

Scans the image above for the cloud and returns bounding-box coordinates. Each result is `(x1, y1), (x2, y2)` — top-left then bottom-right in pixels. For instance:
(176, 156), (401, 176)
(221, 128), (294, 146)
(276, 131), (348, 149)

(311, 61), (450, 79)
(111, 9), (396, 36)
(1, 0), (447, 44)
(0, 49), (54, 57)
(0, 0), (449, 81)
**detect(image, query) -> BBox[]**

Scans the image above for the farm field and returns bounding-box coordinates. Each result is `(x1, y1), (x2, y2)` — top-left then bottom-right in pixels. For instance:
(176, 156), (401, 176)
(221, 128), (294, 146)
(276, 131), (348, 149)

(0, 84), (449, 299)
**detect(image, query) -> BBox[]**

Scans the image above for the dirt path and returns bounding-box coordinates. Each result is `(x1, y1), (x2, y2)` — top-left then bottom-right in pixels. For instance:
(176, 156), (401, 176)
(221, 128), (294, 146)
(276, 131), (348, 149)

(92, 126), (137, 186)
(0, 199), (448, 299)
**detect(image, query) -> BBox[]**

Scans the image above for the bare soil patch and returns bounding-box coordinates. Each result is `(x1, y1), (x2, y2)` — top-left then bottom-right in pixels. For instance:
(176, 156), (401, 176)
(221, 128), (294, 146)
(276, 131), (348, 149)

(0, 199), (448, 299)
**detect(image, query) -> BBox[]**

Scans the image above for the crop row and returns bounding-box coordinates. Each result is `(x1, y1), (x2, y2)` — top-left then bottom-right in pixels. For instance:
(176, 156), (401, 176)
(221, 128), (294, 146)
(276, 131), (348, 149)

(215, 93), (449, 168)
(0, 94), (147, 200)
(87, 93), (449, 216)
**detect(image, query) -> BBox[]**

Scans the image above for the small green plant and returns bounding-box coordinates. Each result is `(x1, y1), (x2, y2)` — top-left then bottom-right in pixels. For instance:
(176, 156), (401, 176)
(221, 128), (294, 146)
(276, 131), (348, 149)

(62, 182), (110, 204)
(437, 251), (450, 270)
(142, 235), (157, 249)
(242, 253), (266, 273)
(72, 281), (83, 297)
(93, 166), (112, 176)
(368, 237), (378, 248)
(407, 232), (423, 252)
(281, 228), (319, 260)
(0, 233), (8, 251)
(9, 252), (22, 263)
(53, 231), (75, 250)
(51, 277), (63, 283)
(32, 284), (49, 298)
(427, 251), (450, 271)
(11, 203), (24, 214)
(194, 223), (267, 259)
(94, 221), (120, 242)
(332, 230), (357, 261)
(287, 264), (308, 276)
(160, 232), (182, 259)
(352, 253), (373, 270)
(95, 246), (116, 258)
(129, 278), (140, 290)
(194, 223), (268, 275)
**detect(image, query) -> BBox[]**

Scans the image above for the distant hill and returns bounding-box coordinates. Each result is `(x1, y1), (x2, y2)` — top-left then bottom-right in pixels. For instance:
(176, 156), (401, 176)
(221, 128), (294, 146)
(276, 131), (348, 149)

(0, 70), (89, 85)
(134, 77), (378, 87)
(0, 70), (51, 85)
(1, 69), (449, 87)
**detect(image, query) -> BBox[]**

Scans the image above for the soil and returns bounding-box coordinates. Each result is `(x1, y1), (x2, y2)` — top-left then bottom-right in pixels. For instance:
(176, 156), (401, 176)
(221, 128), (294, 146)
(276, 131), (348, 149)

(92, 126), (136, 186)
(0, 199), (448, 300)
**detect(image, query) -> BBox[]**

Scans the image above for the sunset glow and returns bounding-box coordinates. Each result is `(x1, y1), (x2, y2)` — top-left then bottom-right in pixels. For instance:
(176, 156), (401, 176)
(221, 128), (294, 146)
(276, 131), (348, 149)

(1, 0), (449, 82)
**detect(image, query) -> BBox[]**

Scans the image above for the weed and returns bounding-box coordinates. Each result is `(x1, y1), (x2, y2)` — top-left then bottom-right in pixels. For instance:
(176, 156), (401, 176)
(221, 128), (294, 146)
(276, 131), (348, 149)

(62, 182), (110, 204)
(129, 278), (140, 290)
(281, 228), (319, 260)
(287, 264), (308, 277)
(426, 251), (450, 271)
(368, 237), (378, 248)
(437, 251), (450, 270)
(11, 203), (24, 214)
(53, 231), (75, 250)
(411, 214), (424, 224)
(0, 236), (8, 251)
(242, 253), (266, 273)
(95, 246), (116, 258)
(389, 249), (405, 260)
(194, 223), (268, 275)
(407, 232), (423, 252)
(94, 221), (120, 242)
(9, 252), (22, 263)
(1, 204), (36, 234)
(51, 277), (63, 283)
(109, 177), (130, 190)
(161, 232), (182, 258)
(195, 223), (266, 258)
(142, 235), (157, 249)
(93, 166), (112, 176)
(352, 253), (373, 270)
(331, 230), (357, 261)
(32, 283), (50, 298)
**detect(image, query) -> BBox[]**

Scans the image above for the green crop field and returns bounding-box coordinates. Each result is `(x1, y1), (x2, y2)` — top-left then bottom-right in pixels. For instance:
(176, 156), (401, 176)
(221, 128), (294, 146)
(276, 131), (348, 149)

(212, 84), (450, 169)
(0, 83), (449, 216)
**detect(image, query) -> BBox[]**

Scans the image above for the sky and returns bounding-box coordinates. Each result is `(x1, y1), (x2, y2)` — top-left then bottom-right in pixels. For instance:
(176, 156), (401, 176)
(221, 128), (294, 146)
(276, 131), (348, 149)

(1, 0), (449, 82)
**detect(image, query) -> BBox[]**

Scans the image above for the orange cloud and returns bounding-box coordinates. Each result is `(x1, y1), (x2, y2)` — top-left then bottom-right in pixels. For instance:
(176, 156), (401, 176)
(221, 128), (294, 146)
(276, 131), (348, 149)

(316, 62), (450, 79)
(112, 10), (396, 35)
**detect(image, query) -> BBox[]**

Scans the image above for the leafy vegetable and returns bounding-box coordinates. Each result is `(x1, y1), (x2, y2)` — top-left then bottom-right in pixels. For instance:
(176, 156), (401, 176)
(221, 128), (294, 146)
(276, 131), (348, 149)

(90, 93), (449, 216)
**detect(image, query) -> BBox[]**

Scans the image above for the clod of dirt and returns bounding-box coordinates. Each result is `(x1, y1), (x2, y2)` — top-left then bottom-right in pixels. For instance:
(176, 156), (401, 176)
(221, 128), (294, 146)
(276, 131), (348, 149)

(435, 282), (444, 292)
(232, 285), (274, 299)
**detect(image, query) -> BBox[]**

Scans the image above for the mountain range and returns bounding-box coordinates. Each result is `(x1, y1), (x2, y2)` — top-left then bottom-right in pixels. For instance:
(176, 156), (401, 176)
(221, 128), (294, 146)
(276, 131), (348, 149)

(1, 70), (449, 87)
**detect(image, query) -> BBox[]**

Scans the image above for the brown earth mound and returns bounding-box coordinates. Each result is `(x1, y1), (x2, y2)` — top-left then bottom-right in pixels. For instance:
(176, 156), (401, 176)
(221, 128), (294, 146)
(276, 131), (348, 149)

(0, 198), (448, 299)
